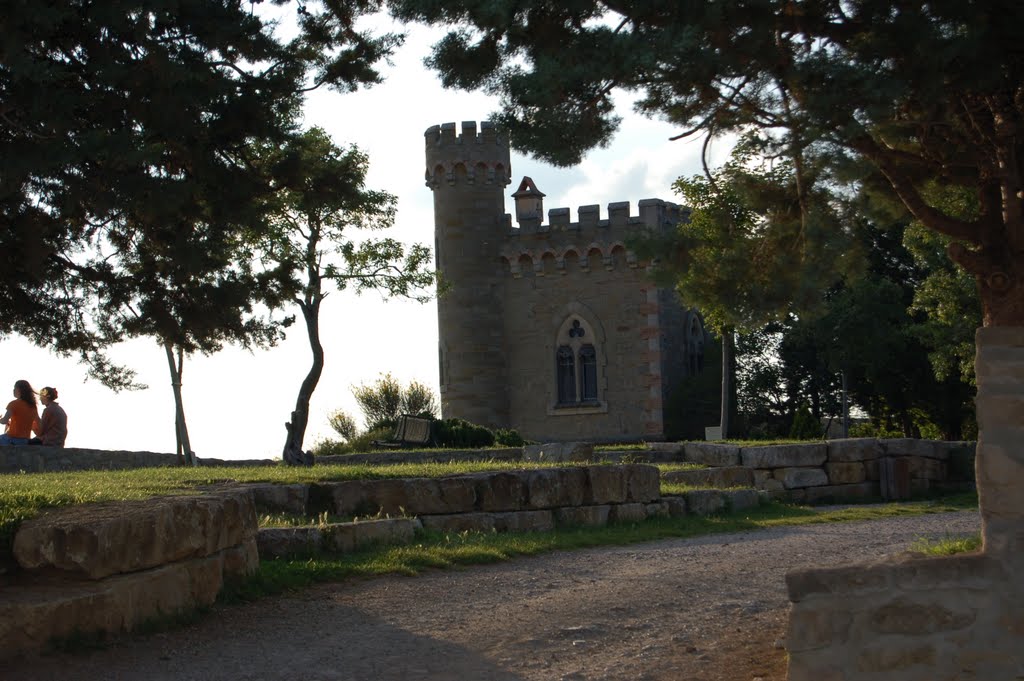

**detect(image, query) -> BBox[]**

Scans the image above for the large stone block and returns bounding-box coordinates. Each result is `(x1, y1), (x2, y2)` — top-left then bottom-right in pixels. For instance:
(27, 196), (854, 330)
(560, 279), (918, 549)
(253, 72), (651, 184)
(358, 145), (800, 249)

(554, 505), (611, 527)
(741, 444), (827, 468)
(608, 503), (646, 524)
(681, 442), (740, 467)
(584, 465), (628, 504)
(493, 510), (554, 532)
(624, 464), (660, 502)
(523, 468), (585, 509)
(907, 456), (948, 481)
(13, 492), (256, 580)
(682, 490), (726, 516)
(0, 546), (238, 659)
(802, 482), (879, 504)
(883, 438), (942, 460)
(419, 512), (496, 533)
(475, 471), (528, 512)
(777, 467), (829, 489)
(826, 438), (883, 463)
(522, 442), (596, 463)
(825, 462), (866, 484)
(436, 475), (479, 513)
(646, 441), (683, 459)
(723, 489), (760, 511)
(246, 483), (309, 515)
(868, 597), (976, 635)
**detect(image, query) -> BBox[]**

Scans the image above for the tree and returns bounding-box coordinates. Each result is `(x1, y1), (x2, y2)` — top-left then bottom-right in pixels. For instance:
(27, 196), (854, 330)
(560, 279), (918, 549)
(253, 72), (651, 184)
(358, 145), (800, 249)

(259, 128), (434, 465)
(389, 0), (1024, 325)
(352, 373), (438, 432)
(2, 0), (400, 457)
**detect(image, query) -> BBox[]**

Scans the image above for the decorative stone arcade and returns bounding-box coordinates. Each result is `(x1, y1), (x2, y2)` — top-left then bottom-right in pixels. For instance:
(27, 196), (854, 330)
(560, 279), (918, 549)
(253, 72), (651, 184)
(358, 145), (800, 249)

(785, 327), (1024, 680)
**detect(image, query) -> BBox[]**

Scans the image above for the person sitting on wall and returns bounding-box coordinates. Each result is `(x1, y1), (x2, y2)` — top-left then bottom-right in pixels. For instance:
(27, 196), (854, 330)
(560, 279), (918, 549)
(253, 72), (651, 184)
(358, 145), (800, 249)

(34, 386), (67, 447)
(0, 379), (40, 446)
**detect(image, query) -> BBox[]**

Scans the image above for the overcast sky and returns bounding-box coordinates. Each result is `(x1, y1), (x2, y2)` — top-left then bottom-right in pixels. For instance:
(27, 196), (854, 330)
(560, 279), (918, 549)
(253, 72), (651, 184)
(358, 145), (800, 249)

(1, 17), (733, 460)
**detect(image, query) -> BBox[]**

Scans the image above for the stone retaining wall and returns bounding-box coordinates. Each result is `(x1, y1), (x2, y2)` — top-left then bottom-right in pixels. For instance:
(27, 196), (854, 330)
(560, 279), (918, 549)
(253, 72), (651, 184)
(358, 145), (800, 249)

(0, 491), (258, 659)
(0, 445), (275, 474)
(654, 438), (975, 503)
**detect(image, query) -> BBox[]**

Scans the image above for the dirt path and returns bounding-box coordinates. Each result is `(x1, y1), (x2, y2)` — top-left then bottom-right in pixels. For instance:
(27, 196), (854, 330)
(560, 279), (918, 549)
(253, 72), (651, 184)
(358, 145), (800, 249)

(4, 510), (979, 681)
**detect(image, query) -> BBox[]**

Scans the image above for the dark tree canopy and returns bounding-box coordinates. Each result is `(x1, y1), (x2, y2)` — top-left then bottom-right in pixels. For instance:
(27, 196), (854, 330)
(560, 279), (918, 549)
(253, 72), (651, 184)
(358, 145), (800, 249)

(390, 0), (1024, 325)
(1, 0), (398, 380)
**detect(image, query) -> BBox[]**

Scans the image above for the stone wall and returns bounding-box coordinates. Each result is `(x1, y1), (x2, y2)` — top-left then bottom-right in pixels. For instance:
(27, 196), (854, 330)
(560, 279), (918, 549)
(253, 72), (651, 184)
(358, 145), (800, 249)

(784, 327), (1022, 680)
(0, 445), (275, 474)
(653, 438), (975, 503)
(0, 491), (258, 658)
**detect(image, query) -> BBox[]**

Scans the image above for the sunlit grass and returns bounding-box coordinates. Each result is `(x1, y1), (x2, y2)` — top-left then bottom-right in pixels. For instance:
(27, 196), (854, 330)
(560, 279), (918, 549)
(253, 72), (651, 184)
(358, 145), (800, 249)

(910, 532), (982, 556)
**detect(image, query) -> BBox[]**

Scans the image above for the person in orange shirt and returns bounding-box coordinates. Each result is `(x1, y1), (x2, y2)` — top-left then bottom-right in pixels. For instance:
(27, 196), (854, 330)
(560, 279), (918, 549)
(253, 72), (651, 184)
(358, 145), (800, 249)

(0, 379), (40, 446)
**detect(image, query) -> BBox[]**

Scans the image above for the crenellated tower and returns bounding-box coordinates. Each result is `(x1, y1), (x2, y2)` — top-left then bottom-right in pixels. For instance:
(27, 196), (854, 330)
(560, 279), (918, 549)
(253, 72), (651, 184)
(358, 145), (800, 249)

(425, 121), (511, 427)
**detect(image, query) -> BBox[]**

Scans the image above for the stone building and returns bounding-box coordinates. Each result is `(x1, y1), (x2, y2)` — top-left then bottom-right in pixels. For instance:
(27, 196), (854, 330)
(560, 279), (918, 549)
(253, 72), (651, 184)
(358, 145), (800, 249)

(425, 121), (712, 442)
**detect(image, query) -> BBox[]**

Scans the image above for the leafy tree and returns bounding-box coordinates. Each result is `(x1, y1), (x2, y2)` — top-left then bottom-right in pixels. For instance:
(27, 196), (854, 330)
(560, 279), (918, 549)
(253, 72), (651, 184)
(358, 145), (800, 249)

(352, 373), (438, 432)
(389, 0), (1024, 323)
(259, 128), (434, 465)
(1, 0), (399, 456)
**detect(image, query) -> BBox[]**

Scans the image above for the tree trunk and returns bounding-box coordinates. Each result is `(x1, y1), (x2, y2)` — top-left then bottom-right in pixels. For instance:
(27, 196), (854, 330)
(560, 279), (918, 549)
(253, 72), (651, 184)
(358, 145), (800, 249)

(282, 300), (321, 466)
(164, 343), (196, 466)
(720, 327), (734, 439)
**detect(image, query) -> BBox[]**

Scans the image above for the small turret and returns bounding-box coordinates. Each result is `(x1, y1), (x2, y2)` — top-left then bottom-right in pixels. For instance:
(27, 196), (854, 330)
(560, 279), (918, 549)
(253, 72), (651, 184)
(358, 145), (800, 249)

(512, 176), (545, 230)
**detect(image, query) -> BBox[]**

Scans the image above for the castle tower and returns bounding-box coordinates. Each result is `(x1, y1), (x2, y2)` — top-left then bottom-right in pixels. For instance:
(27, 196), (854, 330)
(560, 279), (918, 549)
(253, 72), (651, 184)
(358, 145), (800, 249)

(424, 121), (511, 427)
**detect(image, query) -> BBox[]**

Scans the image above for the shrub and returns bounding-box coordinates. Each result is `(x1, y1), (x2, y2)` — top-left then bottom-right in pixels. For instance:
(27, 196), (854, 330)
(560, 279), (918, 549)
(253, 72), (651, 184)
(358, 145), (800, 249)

(346, 426), (395, 453)
(327, 410), (358, 442)
(352, 373), (439, 431)
(789, 403), (821, 440)
(494, 428), (525, 447)
(433, 418), (495, 448)
(309, 438), (353, 456)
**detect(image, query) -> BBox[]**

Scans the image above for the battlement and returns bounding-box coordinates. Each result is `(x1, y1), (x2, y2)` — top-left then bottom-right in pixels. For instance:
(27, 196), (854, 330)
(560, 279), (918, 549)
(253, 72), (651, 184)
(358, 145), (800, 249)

(498, 199), (691, 278)
(506, 199), (689, 238)
(425, 121), (511, 189)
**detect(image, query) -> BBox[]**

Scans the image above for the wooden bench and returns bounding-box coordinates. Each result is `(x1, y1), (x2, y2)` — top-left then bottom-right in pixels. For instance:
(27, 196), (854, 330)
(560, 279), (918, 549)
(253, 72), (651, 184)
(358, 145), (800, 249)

(374, 415), (434, 448)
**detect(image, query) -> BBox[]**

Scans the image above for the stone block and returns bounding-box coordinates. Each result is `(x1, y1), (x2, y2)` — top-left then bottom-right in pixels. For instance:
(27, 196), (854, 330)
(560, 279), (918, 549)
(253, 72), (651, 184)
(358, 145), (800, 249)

(554, 505), (611, 527)
(361, 478), (409, 515)
(681, 442), (740, 467)
(476, 471), (528, 512)
(741, 444), (827, 468)
(257, 527), (323, 558)
(524, 468), (585, 509)
(682, 490), (726, 516)
(664, 496), (687, 517)
(857, 643), (937, 673)
(584, 465), (628, 504)
(494, 510), (554, 532)
(825, 462), (866, 484)
(786, 562), (891, 602)
(826, 438), (882, 462)
(419, 512), (496, 533)
(646, 442), (683, 458)
(644, 501), (670, 518)
(907, 456), (948, 481)
(802, 482), (879, 504)
(624, 464), (660, 502)
(436, 475), (479, 513)
(352, 517), (419, 548)
(13, 491), (256, 580)
(777, 467), (829, 489)
(325, 480), (370, 516)
(723, 489), (760, 511)
(522, 442), (595, 463)
(868, 597), (976, 634)
(222, 537), (259, 578)
(247, 483), (309, 515)
(608, 503), (646, 523)
(753, 469), (772, 487)
(0, 547), (238, 659)
(883, 438), (942, 459)
(785, 606), (852, 652)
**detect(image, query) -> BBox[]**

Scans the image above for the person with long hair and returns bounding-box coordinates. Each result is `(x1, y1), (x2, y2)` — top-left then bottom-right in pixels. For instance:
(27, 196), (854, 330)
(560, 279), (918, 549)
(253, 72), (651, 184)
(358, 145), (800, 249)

(36, 386), (67, 447)
(0, 379), (40, 446)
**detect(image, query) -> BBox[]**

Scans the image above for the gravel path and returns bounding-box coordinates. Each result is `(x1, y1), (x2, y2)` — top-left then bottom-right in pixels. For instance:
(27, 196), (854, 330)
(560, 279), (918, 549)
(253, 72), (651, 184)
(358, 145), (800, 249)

(4, 510), (979, 681)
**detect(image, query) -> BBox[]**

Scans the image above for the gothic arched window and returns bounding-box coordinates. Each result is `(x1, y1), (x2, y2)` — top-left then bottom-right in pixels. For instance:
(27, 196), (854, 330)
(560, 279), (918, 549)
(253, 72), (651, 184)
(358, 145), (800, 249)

(556, 346), (576, 404)
(553, 315), (605, 409)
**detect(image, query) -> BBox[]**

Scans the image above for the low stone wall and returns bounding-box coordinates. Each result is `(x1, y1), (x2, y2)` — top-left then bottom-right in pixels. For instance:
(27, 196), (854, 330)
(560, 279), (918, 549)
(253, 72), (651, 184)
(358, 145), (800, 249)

(655, 438), (975, 502)
(0, 445), (276, 473)
(0, 491), (258, 658)
(252, 465), (763, 559)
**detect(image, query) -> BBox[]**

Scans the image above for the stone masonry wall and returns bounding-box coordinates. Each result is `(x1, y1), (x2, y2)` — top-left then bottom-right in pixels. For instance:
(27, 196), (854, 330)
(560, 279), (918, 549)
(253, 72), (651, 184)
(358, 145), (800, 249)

(784, 327), (1023, 680)
(0, 491), (258, 659)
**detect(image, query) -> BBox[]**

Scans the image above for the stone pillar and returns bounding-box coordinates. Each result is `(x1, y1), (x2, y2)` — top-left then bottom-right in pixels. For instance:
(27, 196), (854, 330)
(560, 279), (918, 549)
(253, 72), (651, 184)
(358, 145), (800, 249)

(974, 326), (1024, 563)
